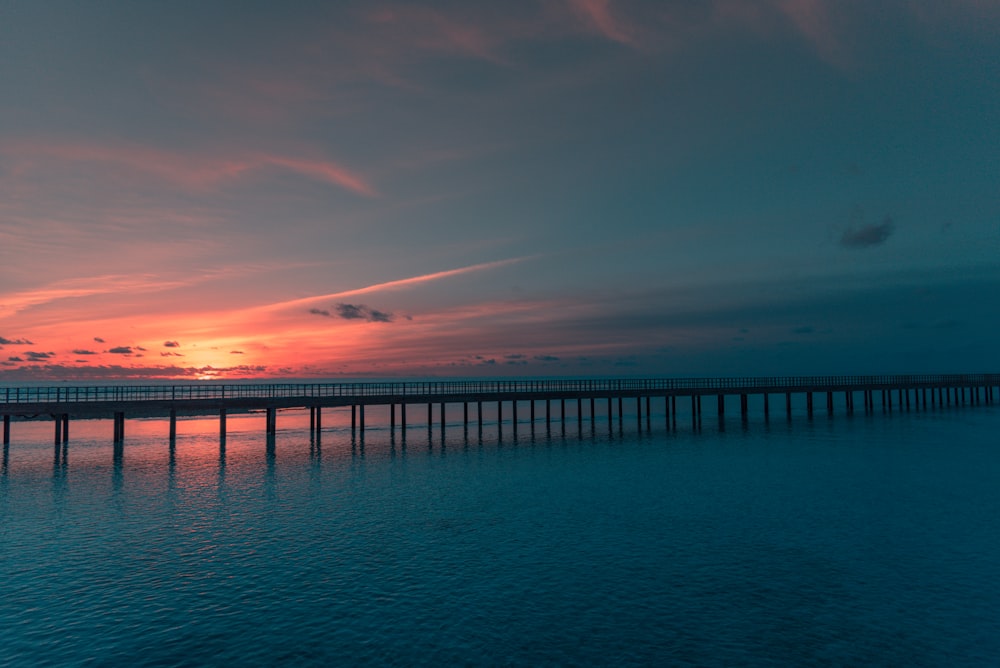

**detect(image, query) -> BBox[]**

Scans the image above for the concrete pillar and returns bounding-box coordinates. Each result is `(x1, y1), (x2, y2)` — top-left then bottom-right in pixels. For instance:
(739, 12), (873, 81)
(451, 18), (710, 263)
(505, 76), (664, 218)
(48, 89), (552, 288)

(54, 415), (62, 445)
(391, 403), (396, 430)
(497, 400), (502, 425)
(315, 407), (322, 432)
(591, 398), (596, 423)
(427, 402), (432, 427)
(618, 397), (623, 424)
(62, 414), (69, 442)
(671, 396), (677, 428)
(763, 393), (770, 419)
(807, 393), (814, 418)
(439, 402), (444, 430)
(513, 400), (518, 425)
(645, 396), (651, 429)
(718, 395), (725, 417)
(3, 415), (9, 445)
(265, 407), (276, 434)
(785, 392), (792, 419)
(360, 404), (365, 431)
(904, 389), (910, 410)
(607, 398), (612, 426)
(579, 398), (584, 429)
(636, 396), (642, 429)
(220, 409), (227, 438)
(740, 394), (748, 419)
(826, 391), (833, 415)
(352, 405), (357, 430)
(401, 403), (407, 429)
(530, 400), (535, 423)
(561, 399), (566, 423)
(546, 399), (551, 423)
(463, 402), (468, 426)
(310, 407), (315, 431)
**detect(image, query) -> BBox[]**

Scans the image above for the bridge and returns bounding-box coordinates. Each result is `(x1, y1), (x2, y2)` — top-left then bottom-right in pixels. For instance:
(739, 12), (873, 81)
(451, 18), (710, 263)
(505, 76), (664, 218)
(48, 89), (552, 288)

(2, 374), (999, 445)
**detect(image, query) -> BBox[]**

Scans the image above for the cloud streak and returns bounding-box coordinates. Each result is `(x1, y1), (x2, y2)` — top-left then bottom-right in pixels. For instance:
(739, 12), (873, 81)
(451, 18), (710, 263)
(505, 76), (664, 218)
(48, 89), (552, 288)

(841, 216), (895, 249)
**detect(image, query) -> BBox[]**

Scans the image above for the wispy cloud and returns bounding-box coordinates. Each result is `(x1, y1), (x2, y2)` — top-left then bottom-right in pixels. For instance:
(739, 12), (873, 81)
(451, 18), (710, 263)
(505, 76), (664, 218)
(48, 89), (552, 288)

(1, 140), (375, 197)
(0, 336), (33, 345)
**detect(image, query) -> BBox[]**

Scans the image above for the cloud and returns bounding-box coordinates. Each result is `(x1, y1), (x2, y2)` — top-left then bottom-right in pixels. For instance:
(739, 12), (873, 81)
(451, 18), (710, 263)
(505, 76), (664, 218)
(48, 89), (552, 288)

(534, 354), (560, 361)
(0, 336), (33, 345)
(108, 346), (133, 354)
(72, 349), (97, 355)
(315, 303), (396, 323)
(25, 351), (54, 360)
(841, 216), (895, 249)
(94, 337), (106, 343)
(505, 353), (526, 359)
(163, 341), (180, 347)
(230, 350), (245, 354)
(8, 356), (23, 362)
(160, 351), (184, 357)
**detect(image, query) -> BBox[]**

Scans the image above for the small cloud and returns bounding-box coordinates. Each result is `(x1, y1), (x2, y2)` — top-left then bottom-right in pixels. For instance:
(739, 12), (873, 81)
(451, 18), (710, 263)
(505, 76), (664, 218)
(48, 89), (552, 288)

(792, 326), (815, 334)
(136, 346), (147, 352)
(72, 349), (97, 355)
(25, 351), (54, 361)
(309, 308), (331, 317)
(160, 351), (184, 357)
(0, 336), (33, 345)
(8, 356), (24, 362)
(94, 337), (105, 343)
(334, 303), (394, 323)
(478, 358), (496, 365)
(841, 215), (895, 249)
(230, 350), (245, 354)
(533, 355), (560, 362)
(108, 346), (132, 354)
(163, 341), (180, 348)
(505, 353), (525, 360)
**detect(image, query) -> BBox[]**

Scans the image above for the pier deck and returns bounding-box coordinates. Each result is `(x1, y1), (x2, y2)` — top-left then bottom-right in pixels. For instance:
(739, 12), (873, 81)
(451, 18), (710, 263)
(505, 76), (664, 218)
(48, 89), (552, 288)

(2, 374), (998, 444)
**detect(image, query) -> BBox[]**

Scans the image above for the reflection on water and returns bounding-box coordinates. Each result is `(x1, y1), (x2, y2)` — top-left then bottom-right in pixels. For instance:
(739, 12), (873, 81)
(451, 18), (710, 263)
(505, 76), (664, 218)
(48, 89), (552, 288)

(1, 406), (999, 665)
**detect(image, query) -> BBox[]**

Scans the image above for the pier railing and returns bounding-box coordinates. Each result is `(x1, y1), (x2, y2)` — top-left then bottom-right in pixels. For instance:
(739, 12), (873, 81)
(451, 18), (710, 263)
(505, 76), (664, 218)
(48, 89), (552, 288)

(4, 374), (999, 405)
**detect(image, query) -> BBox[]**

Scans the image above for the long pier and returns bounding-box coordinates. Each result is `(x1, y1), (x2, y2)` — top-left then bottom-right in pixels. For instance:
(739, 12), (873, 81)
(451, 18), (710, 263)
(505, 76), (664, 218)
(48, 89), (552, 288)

(2, 374), (998, 445)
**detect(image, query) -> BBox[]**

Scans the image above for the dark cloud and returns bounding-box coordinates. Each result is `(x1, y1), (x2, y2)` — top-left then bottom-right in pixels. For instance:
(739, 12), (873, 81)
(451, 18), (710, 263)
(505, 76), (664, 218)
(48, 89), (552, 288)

(0, 336), (33, 345)
(0, 363), (268, 381)
(505, 353), (525, 359)
(72, 349), (97, 355)
(309, 308), (331, 317)
(136, 346), (147, 352)
(335, 303), (394, 322)
(163, 341), (180, 348)
(94, 337), (105, 343)
(108, 346), (133, 354)
(160, 352), (184, 357)
(533, 355), (560, 362)
(25, 351), (54, 361)
(841, 215), (895, 249)
(8, 356), (23, 362)
(230, 350), (244, 354)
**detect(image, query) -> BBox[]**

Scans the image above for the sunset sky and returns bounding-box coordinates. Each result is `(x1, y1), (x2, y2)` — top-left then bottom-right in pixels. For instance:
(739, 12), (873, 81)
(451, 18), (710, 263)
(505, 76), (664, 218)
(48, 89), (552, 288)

(1, 0), (998, 380)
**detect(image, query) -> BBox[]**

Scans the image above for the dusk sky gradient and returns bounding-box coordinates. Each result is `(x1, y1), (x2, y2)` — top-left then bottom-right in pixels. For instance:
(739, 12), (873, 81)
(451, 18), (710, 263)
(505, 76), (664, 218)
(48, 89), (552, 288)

(1, 0), (998, 380)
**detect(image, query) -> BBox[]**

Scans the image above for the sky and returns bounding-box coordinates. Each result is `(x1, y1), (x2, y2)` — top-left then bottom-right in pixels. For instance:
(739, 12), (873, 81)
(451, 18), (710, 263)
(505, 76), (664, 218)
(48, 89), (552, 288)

(1, 0), (998, 381)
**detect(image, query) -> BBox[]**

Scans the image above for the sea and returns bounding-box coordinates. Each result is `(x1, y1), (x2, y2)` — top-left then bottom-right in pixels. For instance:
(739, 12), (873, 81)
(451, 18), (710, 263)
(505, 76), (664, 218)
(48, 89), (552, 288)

(1, 389), (999, 666)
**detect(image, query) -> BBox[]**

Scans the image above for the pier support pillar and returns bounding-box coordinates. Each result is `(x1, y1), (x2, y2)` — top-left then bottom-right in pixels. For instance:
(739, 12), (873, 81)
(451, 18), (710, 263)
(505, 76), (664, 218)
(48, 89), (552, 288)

(606, 398), (612, 428)
(763, 393), (770, 420)
(807, 393), (814, 418)
(785, 393), (792, 419)
(530, 400), (535, 423)
(352, 405), (357, 430)
(546, 400), (551, 424)
(439, 403), (445, 431)
(113, 412), (125, 442)
(265, 407), (276, 434)
(717, 395), (725, 418)
(62, 414), (69, 442)
(561, 399), (567, 423)
(391, 404), (396, 431)
(310, 407), (315, 431)
(636, 396), (642, 430)
(463, 402), (468, 427)
(826, 391), (833, 416)
(579, 398), (584, 431)
(54, 415), (62, 445)
(3, 415), (9, 445)
(904, 389), (910, 410)
(401, 403), (407, 429)
(427, 403), (432, 428)
(220, 409), (227, 438)
(618, 397), (623, 426)
(513, 400), (518, 426)
(359, 404), (365, 431)
(169, 409), (176, 439)
(591, 398), (596, 424)
(740, 394), (748, 419)
(315, 407), (322, 433)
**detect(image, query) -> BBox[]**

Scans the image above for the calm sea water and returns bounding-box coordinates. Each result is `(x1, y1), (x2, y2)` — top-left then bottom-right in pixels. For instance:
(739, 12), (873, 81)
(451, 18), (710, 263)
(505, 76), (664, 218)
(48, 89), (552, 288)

(1, 400), (999, 666)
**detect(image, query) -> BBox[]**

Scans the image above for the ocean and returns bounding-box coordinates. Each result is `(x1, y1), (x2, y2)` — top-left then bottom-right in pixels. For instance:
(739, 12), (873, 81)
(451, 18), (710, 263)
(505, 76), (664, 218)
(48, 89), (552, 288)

(2, 397), (998, 665)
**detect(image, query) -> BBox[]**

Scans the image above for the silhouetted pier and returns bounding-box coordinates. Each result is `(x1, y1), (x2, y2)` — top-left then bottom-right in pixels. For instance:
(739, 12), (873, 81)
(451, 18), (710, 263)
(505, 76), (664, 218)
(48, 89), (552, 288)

(2, 374), (998, 445)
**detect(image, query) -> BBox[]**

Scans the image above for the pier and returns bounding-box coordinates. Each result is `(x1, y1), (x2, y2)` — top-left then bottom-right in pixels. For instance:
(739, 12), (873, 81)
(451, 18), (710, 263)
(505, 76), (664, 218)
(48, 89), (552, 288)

(2, 374), (998, 445)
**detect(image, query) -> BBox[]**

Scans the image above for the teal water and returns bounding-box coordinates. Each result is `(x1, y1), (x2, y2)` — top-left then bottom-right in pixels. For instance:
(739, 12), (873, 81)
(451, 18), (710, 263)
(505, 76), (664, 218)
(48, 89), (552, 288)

(1, 404), (999, 665)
